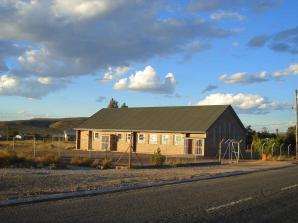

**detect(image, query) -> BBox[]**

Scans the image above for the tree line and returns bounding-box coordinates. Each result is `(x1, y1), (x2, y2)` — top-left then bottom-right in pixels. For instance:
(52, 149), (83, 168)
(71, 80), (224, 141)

(107, 98), (128, 109)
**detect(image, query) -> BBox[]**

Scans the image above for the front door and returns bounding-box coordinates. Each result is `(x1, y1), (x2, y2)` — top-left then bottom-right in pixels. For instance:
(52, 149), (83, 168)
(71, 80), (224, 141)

(101, 135), (110, 151)
(195, 139), (204, 155)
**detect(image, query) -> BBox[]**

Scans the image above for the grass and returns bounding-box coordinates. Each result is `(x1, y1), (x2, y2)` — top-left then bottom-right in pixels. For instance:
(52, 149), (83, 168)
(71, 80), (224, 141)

(0, 140), (74, 168)
(0, 150), (62, 168)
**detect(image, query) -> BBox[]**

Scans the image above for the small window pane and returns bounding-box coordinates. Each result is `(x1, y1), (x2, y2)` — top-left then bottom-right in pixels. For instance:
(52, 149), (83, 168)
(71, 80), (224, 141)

(126, 133), (131, 142)
(174, 135), (184, 145)
(149, 134), (157, 144)
(94, 132), (100, 140)
(138, 134), (144, 143)
(161, 135), (169, 145)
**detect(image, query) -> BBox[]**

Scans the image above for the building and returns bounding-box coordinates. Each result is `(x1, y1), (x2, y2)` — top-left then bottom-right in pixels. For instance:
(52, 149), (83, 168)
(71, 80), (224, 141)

(74, 105), (246, 157)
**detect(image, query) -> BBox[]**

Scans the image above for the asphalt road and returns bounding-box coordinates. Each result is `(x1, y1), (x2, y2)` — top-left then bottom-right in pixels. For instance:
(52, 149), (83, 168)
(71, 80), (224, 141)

(1, 165), (298, 223)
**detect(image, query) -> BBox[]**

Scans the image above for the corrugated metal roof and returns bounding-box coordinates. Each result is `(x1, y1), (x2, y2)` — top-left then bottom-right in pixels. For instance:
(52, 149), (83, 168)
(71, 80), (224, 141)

(77, 105), (230, 133)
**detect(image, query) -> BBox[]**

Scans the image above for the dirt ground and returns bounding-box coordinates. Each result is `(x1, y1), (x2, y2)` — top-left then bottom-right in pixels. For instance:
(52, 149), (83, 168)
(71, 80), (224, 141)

(0, 160), (295, 201)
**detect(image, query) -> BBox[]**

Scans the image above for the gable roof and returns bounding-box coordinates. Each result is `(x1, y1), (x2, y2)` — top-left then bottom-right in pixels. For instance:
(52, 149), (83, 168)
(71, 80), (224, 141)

(76, 105), (233, 133)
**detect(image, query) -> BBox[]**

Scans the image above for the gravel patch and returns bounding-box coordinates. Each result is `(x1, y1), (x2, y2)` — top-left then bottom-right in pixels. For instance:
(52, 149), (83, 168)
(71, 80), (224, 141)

(0, 161), (294, 201)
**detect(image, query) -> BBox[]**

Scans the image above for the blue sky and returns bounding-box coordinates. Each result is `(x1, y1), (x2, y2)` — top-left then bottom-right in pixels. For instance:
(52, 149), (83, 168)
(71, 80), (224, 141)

(0, 0), (297, 132)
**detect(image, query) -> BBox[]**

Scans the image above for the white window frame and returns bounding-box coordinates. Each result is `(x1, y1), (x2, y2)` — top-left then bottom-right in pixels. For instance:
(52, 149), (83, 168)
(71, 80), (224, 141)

(94, 132), (100, 141)
(126, 133), (131, 142)
(116, 133), (122, 141)
(138, 133), (145, 144)
(149, 134), (157, 144)
(174, 134), (184, 146)
(161, 135), (169, 145)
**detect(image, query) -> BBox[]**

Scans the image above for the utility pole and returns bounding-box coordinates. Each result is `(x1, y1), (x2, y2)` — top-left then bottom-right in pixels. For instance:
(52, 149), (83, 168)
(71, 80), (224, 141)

(296, 90), (298, 160)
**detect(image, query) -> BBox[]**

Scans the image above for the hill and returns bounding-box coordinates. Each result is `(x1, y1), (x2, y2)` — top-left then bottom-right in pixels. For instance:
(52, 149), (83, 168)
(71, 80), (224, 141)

(0, 117), (87, 136)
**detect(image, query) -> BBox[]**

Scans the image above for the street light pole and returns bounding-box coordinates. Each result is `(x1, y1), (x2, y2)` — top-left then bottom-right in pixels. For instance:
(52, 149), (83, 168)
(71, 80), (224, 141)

(295, 90), (298, 160)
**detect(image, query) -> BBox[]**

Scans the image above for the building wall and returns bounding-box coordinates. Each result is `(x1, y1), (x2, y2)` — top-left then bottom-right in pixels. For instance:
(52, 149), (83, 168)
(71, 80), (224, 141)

(205, 107), (246, 157)
(77, 130), (196, 155)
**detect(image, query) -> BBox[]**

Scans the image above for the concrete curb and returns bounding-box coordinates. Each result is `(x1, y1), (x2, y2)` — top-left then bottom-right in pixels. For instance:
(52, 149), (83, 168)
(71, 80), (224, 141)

(0, 163), (296, 208)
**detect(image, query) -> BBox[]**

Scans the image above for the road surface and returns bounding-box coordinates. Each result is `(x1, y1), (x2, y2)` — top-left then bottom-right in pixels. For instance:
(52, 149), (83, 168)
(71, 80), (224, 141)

(1, 165), (298, 223)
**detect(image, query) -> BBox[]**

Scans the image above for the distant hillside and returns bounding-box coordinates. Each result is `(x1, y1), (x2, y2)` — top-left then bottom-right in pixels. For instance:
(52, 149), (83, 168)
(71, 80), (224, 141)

(0, 117), (87, 136)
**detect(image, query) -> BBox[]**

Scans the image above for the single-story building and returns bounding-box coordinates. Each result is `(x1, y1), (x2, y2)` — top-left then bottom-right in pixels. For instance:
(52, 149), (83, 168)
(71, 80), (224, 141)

(74, 105), (246, 157)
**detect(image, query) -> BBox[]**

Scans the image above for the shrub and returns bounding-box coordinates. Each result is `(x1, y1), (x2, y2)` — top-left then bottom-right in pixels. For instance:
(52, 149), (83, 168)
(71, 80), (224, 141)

(38, 154), (60, 165)
(101, 158), (113, 169)
(91, 159), (101, 168)
(70, 157), (93, 166)
(151, 148), (166, 166)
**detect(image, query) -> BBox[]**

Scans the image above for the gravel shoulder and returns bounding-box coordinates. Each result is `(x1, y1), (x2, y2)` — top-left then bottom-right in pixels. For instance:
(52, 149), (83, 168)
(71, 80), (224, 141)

(0, 160), (295, 201)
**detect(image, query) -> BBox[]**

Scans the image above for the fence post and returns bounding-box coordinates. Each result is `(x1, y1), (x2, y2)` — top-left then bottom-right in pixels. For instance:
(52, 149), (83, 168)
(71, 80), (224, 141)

(271, 143), (275, 157)
(250, 143), (253, 160)
(261, 143), (266, 159)
(288, 144), (291, 156)
(33, 136), (36, 158)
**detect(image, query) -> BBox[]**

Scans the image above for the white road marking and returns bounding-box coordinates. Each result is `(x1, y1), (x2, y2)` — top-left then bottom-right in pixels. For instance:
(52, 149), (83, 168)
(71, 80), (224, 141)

(281, 184), (298, 191)
(206, 197), (253, 213)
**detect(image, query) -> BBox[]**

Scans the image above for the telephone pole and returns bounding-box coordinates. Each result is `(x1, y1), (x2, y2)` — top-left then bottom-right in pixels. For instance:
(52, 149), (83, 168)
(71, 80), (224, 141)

(296, 90), (298, 160)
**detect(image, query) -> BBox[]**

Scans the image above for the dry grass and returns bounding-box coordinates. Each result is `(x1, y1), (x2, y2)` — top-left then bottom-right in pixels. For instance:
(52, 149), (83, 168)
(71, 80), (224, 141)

(0, 140), (75, 157)
(0, 140), (74, 168)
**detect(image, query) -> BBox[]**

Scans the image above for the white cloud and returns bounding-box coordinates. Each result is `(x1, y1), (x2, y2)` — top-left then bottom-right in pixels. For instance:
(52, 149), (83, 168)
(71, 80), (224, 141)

(0, 0), (237, 97)
(99, 66), (130, 82)
(210, 11), (245, 21)
(52, 0), (124, 21)
(197, 93), (291, 114)
(0, 74), (66, 98)
(37, 77), (52, 85)
(0, 75), (18, 91)
(272, 63), (298, 78)
(219, 71), (268, 84)
(113, 66), (176, 94)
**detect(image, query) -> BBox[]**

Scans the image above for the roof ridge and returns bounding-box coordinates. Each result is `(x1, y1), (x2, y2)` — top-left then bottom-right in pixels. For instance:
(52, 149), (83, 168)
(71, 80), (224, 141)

(103, 105), (230, 109)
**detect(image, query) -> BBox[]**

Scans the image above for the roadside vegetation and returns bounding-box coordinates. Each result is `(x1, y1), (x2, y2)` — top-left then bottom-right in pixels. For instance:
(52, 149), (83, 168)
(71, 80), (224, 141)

(247, 125), (296, 160)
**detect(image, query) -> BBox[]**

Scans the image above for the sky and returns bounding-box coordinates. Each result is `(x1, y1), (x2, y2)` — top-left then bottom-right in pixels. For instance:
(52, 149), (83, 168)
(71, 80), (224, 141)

(0, 0), (297, 132)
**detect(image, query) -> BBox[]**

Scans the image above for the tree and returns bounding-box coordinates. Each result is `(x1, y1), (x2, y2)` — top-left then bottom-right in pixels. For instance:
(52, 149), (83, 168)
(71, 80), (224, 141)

(121, 102), (128, 108)
(246, 125), (256, 145)
(285, 125), (296, 146)
(107, 98), (119, 108)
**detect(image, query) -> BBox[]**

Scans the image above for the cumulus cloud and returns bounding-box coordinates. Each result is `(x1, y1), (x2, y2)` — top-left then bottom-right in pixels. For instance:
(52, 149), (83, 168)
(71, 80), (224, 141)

(248, 26), (298, 54)
(99, 66), (130, 82)
(272, 63), (298, 78)
(202, 85), (218, 93)
(0, 74), (66, 98)
(113, 66), (176, 94)
(197, 93), (291, 114)
(210, 11), (245, 21)
(0, 0), (239, 97)
(219, 71), (268, 84)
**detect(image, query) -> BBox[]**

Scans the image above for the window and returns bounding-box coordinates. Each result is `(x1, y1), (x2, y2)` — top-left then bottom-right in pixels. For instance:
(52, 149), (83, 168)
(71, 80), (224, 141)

(138, 134), (145, 143)
(116, 133), (122, 141)
(161, 135), (169, 145)
(126, 133), (131, 142)
(149, 134), (157, 144)
(94, 132), (100, 141)
(174, 135), (184, 145)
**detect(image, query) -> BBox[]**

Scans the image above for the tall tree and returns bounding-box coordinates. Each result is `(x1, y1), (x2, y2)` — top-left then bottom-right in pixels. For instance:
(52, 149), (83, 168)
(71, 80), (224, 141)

(121, 102), (128, 108)
(107, 98), (119, 108)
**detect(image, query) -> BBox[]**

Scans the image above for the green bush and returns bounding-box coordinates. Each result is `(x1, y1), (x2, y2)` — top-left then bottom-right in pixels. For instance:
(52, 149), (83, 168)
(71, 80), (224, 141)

(151, 148), (166, 166)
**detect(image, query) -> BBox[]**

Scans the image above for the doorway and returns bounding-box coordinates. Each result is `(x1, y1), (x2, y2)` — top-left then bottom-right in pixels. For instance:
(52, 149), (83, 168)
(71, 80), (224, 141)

(101, 135), (110, 151)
